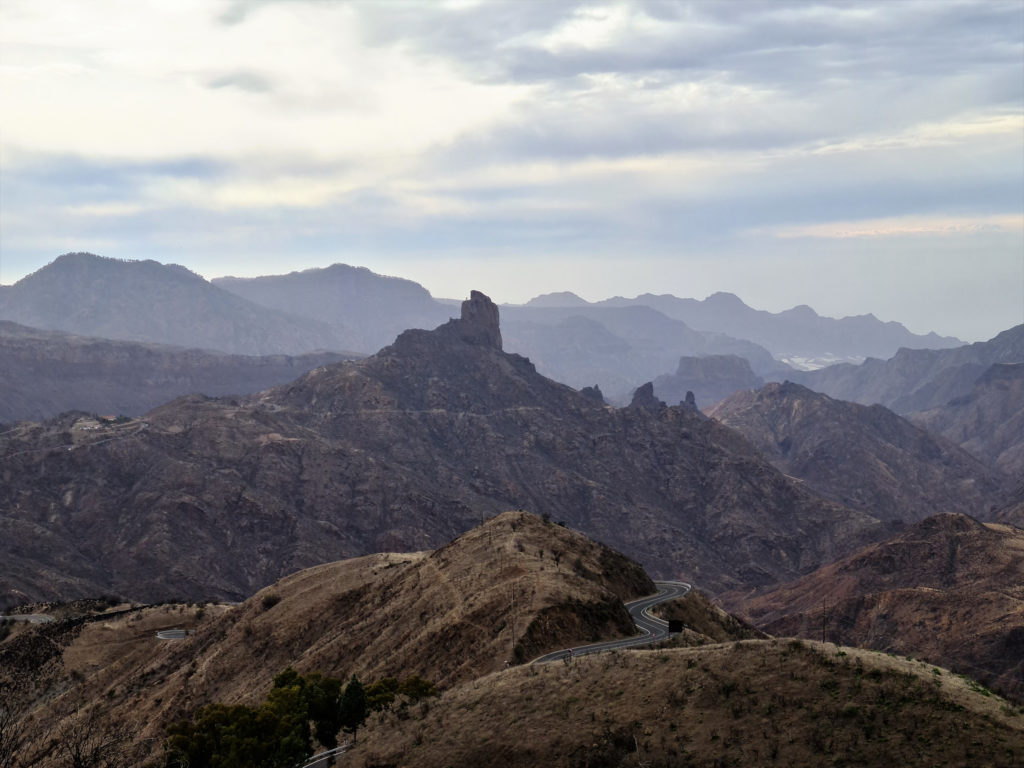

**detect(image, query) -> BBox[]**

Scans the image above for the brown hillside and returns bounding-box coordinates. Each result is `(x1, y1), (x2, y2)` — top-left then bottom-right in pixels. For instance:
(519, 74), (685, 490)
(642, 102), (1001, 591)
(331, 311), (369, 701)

(2, 512), (655, 764)
(736, 513), (1024, 701)
(350, 641), (1024, 768)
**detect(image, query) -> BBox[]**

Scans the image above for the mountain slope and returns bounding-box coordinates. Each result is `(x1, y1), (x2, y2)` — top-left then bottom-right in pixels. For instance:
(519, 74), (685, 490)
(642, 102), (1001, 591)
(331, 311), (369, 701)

(0, 292), (880, 607)
(0, 321), (356, 423)
(738, 514), (1024, 701)
(708, 381), (1008, 522)
(910, 363), (1024, 476)
(792, 324), (1024, 413)
(213, 263), (453, 354)
(0, 253), (349, 355)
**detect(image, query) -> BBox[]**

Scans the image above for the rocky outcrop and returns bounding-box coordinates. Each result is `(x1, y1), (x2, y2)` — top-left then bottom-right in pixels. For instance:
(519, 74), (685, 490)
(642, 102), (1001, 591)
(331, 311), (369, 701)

(628, 381), (665, 412)
(447, 290), (502, 349)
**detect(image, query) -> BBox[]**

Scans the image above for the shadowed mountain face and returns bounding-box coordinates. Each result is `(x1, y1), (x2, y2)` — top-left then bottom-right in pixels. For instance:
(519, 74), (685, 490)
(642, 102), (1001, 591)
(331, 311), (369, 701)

(708, 382), (1008, 522)
(791, 325), (1024, 413)
(737, 514), (1024, 702)
(652, 354), (763, 410)
(910, 363), (1024, 477)
(0, 253), (349, 355)
(0, 292), (882, 608)
(0, 322), (357, 423)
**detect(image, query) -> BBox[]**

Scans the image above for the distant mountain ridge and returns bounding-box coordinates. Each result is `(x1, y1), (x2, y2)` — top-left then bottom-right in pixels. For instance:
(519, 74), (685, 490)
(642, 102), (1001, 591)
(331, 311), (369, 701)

(0, 321), (356, 423)
(528, 290), (962, 367)
(792, 324), (1024, 413)
(213, 264), (454, 354)
(909, 363), (1024, 476)
(0, 253), (350, 355)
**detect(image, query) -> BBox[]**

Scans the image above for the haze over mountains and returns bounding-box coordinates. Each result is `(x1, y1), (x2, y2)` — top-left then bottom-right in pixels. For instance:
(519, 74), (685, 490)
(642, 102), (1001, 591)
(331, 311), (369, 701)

(532, 290), (963, 368)
(0, 321), (355, 423)
(2, 252), (1003, 421)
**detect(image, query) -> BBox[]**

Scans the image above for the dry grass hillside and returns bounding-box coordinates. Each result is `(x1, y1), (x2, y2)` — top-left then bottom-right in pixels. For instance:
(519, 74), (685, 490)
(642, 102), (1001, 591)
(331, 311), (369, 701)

(737, 514), (1024, 701)
(349, 640), (1024, 768)
(2, 512), (654, 764)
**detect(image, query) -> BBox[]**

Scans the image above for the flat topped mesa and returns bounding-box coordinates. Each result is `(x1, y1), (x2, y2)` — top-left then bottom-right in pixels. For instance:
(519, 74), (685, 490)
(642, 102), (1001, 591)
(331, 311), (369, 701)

(457, 290), (502, 350)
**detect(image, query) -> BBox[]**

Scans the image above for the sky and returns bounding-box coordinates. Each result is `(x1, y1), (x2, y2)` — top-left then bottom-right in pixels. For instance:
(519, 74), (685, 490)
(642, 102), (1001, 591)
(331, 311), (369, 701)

(1, 0), (1022, 341)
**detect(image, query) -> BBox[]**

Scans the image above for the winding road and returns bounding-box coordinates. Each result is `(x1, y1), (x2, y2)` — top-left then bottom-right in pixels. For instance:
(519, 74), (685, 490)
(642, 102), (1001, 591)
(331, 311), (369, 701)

(532, 580), (691, 663)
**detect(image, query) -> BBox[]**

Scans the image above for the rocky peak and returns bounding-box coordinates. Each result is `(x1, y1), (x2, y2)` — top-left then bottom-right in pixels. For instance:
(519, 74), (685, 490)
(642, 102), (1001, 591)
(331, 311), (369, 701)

(455, 290), (502, 350)
(629, 381), (665, 412)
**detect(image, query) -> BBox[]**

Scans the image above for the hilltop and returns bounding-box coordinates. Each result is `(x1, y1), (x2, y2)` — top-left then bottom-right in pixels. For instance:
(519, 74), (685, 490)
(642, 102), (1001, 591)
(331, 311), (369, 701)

(349, 641), (1023, 767)
(1, 512), (656, 762)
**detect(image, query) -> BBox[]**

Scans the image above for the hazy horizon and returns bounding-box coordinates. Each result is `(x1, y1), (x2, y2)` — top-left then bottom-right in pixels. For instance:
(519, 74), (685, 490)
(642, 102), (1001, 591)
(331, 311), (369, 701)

(2, 0), (1022, 342)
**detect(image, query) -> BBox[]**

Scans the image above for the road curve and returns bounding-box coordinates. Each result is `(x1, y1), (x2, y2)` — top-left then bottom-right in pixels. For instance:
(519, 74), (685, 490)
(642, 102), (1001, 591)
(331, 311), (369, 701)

(532, 580), (691, 664)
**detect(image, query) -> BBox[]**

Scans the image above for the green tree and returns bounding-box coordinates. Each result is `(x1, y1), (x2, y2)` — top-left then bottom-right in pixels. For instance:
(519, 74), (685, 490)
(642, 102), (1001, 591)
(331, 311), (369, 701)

(338, 675), (367, 744)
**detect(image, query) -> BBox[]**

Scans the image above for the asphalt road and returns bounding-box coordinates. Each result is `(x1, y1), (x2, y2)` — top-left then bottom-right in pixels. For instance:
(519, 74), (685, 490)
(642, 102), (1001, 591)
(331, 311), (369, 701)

(532, 580), (691, 664)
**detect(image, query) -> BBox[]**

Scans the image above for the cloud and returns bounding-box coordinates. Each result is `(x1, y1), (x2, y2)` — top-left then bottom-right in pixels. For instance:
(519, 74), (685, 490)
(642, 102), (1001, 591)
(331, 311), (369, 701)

(0, 0), (1021, 341)
(207, 70), (273, 93)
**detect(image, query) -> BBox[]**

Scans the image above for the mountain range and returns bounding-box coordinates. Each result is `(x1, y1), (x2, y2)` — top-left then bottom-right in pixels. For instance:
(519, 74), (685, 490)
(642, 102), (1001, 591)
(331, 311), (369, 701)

(0, 253), (353, 356)
(529, 289), (962, 367)
(0, 291), (888, 609)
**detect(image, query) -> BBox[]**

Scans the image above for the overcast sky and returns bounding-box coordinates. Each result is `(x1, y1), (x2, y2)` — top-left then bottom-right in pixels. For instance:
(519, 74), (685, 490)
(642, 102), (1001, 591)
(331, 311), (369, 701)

(1, 0), (1021, 341)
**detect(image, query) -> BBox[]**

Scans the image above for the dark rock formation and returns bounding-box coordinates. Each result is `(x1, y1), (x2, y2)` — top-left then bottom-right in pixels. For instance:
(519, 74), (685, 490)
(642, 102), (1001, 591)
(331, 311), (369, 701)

(578, 385), (605, 405)
(628, 382), (665, 412)
(736, 513), (1024, 702)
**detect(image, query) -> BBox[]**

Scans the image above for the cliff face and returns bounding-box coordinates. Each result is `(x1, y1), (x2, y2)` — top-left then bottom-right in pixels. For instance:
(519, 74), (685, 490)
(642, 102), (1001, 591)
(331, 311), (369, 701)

(1, 292), (880, 607)
(709, 381), (1008, 522)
